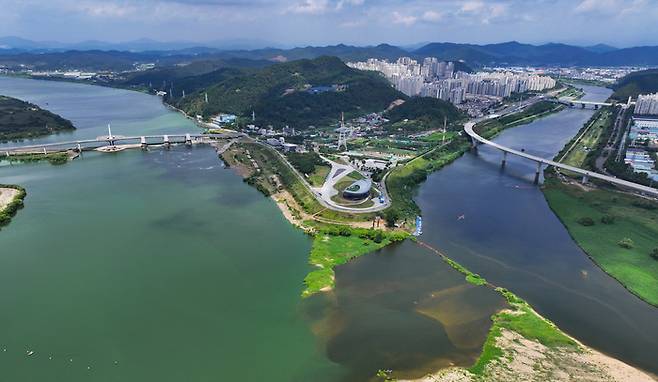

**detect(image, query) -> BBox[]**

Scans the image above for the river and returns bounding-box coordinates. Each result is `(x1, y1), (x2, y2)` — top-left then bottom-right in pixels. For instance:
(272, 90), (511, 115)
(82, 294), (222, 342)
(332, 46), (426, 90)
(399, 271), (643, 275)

(1, 77), (656, 380)
(0, 76), (506, 382)
(411, 85), (658, 373)
(0, 77), (345, 381)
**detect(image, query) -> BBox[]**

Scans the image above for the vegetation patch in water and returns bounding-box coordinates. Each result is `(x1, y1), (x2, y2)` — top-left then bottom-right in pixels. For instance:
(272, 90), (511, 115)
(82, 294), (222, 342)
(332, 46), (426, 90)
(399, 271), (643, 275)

(303, 225), (408, 297)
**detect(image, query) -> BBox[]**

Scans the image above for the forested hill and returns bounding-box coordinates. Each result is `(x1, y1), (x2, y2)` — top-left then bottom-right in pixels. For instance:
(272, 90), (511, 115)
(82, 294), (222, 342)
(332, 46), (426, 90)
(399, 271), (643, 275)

(0, 96), (75, 141)
(384, 97), (465, 131)
(173, 56), (405, 128)
(611, 69), (658, 101)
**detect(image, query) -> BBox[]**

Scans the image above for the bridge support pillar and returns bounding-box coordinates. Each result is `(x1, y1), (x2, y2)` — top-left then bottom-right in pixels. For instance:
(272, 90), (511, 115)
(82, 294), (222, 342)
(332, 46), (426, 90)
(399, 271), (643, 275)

(140, 136), (147, 150)
(5, 151), (9, 158)
(185, 133), (192, 146)
(43, 147), (47, 155)
(581, 103), (585, 109)
(534, 161), (542, 184)
(76, 143), (82, 152)
(594, 104), (599, 110)
(501, 151), (507, 167)
(163, 135), (170, 149)
(582, 175), (589, 184)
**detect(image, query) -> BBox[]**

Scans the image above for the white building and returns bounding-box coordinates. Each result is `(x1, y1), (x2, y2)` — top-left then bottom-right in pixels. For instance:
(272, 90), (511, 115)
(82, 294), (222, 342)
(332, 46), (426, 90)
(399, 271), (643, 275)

(635, 93), (658, 115)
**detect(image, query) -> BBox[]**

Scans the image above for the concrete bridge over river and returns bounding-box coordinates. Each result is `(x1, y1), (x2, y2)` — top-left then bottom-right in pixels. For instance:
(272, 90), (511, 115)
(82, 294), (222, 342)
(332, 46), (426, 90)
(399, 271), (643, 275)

(464, 121), (658, 198)
(2, 132), (244, 156)
(550, 96), (635, 110)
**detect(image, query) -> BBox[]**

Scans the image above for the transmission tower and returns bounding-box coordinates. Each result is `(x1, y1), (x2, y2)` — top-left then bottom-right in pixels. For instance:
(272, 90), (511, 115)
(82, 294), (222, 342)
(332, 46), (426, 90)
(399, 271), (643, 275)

(337, 112), (348, 150)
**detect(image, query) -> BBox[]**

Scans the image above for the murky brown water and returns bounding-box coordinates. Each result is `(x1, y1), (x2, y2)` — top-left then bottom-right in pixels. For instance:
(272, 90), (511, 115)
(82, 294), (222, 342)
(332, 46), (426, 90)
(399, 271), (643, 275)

(303, 241), (506, 381)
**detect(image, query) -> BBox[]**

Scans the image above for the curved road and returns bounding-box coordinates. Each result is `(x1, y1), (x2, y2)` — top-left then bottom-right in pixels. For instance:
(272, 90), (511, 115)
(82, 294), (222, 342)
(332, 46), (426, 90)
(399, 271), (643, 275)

(259, 142), (392, 214)
(464, 121), (658, 197)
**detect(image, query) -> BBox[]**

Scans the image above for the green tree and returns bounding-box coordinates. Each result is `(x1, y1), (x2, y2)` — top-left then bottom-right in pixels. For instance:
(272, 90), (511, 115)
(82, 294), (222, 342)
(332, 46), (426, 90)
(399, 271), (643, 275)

(384, 208), (400, 227)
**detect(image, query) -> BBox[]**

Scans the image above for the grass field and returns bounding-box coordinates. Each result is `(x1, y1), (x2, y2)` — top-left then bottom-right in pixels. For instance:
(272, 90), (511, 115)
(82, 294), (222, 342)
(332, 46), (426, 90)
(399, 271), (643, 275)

(419, 131), (458, 143)
(307, 164), (330, 187)
(543, 176), (658, 306)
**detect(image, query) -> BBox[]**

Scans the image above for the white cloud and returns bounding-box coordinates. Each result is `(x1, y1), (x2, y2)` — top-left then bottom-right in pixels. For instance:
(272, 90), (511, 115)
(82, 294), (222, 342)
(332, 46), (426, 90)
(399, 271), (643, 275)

(286, 0), (330, 14)
(391, 11), (417, 26)
(458, 1), (508, 24)
(421, 10), (442, 23)
(78, 2), (138, 17)
(460, 1), (485, 14)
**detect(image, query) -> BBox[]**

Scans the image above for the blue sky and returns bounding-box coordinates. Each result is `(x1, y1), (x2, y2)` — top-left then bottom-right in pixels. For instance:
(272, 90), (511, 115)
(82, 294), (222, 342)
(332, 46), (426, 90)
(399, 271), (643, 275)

(0, 0), (656, 47)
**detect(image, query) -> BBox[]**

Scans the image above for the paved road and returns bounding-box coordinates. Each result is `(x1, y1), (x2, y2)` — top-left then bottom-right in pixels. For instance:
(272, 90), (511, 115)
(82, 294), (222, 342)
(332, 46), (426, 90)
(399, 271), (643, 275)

(259, 143), (392, 214)
(464, 121), (658, 197)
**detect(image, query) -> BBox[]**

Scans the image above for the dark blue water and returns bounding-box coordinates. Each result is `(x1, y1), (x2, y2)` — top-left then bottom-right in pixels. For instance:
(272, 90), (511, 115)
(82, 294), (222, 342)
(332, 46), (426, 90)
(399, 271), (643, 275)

(413, 85), (658, 373)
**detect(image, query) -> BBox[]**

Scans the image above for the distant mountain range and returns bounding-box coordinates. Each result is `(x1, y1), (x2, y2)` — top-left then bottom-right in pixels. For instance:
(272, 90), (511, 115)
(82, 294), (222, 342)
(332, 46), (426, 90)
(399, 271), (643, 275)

(3, 38), (658, 71)
(411, 41), (658, 66)
(0, 36), (285, 53)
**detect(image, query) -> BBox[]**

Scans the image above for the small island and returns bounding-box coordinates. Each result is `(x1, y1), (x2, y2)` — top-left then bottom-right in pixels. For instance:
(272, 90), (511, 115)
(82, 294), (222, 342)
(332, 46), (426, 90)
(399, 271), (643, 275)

(0, 95), (75, 141)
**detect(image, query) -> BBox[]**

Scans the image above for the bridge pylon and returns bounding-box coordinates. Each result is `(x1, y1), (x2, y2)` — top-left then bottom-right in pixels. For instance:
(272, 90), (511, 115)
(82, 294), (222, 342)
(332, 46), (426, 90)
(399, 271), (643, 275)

(140, 136), (147, 150)
(163, 135), (170, 149)
(534, 161), (542, 184)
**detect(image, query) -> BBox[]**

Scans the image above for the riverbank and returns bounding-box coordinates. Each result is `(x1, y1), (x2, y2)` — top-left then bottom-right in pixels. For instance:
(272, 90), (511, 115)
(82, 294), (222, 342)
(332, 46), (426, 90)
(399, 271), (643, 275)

(0, 185), (26, 228)
(399, 241), (656, 382)
(543, 175), (658, 307)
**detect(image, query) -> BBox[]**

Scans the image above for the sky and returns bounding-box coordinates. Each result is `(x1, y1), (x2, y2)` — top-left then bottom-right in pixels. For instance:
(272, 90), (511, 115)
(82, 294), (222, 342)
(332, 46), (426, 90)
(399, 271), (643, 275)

(0, 0), (657, 48)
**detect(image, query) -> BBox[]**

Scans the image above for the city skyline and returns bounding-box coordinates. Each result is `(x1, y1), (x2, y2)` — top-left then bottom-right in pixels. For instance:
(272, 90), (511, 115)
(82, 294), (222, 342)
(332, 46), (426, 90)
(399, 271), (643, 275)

(0, 0), (657, 48)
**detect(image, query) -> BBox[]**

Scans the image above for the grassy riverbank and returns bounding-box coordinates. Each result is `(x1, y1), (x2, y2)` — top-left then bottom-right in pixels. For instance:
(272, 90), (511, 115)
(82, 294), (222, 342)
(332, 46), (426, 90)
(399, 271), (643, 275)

(556, 108), (613, 168)
(385, 137), (471, 221)
(475, 101), (565, 139)
(467, 287), (579, 376)
(543, 175), (658, 306)
(0, 184), (26, 228)
(3, 152), (70, 165)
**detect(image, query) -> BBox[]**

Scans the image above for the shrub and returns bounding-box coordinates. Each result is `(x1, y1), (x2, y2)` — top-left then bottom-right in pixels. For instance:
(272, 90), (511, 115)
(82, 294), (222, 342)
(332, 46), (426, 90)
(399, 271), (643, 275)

(600, 215), (616, 225)
(338, 226), (352, 237)
(618, 238), (634, 249)
(373, 230), (384, 244)
(650, 248), (658, 261)
(577, 217), (595, 226)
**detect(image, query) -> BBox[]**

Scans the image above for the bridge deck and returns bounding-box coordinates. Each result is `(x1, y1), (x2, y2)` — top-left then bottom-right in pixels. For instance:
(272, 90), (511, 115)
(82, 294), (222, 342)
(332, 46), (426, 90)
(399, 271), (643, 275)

(1, 133), (242, 153)
(464, 122), (658, 197)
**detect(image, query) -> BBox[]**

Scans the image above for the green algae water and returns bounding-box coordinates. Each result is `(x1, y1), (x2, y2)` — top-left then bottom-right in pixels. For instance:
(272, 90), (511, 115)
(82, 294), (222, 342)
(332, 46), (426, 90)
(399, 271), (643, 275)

(0, 148), (343, 381)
